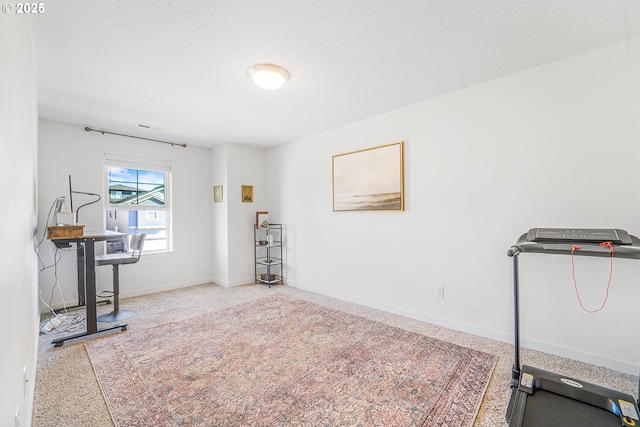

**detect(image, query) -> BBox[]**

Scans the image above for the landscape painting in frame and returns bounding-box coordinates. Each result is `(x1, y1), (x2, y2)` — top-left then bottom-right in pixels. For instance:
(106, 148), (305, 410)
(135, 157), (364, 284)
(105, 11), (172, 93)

(332, 141), (404, 211)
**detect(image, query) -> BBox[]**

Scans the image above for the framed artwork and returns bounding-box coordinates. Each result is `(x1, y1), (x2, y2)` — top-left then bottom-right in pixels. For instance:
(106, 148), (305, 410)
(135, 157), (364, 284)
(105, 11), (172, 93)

(213, 185), (223, 203)
(242, 185), (254, 203)
(256, 211), (269, 228)
(332, 141), (404, 211)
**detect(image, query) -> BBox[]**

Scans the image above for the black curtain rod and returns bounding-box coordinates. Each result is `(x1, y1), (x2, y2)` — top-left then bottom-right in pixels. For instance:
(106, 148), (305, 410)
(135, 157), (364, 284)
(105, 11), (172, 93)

(84, 126), (187, 148)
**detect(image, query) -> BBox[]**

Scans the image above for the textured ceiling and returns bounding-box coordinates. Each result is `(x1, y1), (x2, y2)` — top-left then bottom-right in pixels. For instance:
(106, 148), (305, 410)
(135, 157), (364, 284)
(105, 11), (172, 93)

(31, 0), (640, 149)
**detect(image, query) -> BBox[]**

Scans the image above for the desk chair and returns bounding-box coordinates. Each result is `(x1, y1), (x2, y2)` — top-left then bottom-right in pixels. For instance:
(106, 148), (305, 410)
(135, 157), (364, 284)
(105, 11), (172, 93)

(96, 233), (146, 322)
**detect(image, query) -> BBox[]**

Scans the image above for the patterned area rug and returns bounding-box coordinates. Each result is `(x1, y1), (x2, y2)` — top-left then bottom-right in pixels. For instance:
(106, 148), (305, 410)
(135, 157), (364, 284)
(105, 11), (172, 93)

(86, 293), (496, 426)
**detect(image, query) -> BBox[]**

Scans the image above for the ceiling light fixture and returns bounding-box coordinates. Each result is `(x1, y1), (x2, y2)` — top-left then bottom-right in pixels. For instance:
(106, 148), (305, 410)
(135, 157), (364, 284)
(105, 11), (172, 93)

(248, 63), (289, 90)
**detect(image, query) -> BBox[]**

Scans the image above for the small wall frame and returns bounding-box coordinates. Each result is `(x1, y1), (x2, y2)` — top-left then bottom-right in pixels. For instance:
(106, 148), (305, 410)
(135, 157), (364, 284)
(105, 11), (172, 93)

(256, 211), (269, 228)
(242, 185), (254, 203)
(213, 185), (223, 203)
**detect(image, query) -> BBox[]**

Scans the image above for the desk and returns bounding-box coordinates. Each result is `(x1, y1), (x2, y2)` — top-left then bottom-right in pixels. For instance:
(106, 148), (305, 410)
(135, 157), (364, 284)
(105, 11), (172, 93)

(50, 230), (127, 347)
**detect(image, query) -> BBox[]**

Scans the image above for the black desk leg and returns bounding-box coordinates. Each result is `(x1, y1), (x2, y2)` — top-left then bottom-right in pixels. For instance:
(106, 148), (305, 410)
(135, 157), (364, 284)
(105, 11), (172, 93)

(53, 242), (110, 314)
(51, 238), (127, 347)
(85, 239), (97, 333)
(78, 242), (86, 306)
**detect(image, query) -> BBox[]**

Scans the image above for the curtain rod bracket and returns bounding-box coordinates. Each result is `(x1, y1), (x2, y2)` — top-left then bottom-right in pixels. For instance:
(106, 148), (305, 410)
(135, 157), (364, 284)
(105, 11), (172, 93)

(84, 126), (187, 148)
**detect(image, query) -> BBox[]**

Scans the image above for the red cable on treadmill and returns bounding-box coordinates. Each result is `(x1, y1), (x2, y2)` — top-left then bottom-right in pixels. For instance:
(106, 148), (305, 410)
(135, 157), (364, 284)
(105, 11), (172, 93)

(570, 242), (614, 313)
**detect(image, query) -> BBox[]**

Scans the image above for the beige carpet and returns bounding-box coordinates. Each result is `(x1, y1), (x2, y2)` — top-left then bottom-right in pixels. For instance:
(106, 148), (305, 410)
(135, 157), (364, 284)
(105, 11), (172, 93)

(86, 293), (495, 426)
(33, 283), (640, 426)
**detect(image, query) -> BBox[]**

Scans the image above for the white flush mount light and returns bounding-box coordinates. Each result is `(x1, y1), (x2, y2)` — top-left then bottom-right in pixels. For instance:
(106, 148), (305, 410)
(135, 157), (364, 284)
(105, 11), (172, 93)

(248, 63), (289, 90)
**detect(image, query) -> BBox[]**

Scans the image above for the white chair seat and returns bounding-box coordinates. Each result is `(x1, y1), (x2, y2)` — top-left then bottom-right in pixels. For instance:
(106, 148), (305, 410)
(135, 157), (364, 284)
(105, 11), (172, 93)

(96, 253), (139, 266)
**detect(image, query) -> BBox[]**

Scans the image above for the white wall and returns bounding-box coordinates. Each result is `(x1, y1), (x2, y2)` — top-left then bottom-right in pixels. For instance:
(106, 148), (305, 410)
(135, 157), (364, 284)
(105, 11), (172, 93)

(37, 120), (214, 309)
(227, 144), (267, 285)
(266, 37), (640, 374)
(212, 144), (230, 285)
(0, 14), (39, 427)
(211, 143), (266, 287)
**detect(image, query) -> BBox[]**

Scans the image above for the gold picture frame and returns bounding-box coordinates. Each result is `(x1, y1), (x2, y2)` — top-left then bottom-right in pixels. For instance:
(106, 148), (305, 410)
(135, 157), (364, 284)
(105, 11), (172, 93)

(213, 185), (223, 203)
(332, 141), (404, 211)
(242, 185), (254, 203)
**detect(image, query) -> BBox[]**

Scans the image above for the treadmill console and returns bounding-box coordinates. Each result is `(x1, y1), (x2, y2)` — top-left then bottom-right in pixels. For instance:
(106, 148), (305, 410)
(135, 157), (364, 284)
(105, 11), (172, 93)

(527, 228), (632, 245)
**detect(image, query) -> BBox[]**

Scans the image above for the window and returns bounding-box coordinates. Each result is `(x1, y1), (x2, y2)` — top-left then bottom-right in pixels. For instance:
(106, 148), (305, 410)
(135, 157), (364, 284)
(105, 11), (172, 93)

(104, 154), (172, 253)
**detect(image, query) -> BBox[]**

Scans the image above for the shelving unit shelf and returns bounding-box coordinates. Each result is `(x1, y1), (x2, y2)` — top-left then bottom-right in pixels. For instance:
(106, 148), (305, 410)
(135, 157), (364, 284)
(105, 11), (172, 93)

(254, 223), (283, 287)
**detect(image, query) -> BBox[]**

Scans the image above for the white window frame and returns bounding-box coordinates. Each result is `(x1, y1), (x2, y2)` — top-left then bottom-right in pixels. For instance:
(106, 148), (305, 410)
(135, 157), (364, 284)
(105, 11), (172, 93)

(103, 153), (173, 253)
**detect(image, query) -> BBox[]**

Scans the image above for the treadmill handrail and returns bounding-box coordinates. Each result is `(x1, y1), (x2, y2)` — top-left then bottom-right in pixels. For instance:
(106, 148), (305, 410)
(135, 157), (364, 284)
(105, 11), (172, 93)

(508, 233), (640, 260)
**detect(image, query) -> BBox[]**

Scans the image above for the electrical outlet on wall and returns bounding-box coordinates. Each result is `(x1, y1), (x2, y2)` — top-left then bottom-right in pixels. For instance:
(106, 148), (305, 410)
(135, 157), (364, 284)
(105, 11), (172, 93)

(435, 286), (444, 298)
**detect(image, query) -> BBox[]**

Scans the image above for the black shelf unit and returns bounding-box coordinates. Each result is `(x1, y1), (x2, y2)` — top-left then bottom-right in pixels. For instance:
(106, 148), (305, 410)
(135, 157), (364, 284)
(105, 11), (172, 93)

(254, 224), (283, 287)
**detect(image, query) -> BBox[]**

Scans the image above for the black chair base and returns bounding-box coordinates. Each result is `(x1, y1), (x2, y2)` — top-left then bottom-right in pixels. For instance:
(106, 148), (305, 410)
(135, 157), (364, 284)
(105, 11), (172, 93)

(97, 310), (136, 322)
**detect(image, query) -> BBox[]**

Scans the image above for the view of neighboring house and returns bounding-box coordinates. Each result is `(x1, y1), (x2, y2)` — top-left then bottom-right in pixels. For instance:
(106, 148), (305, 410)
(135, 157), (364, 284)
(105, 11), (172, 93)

(106, 170), (168, 252)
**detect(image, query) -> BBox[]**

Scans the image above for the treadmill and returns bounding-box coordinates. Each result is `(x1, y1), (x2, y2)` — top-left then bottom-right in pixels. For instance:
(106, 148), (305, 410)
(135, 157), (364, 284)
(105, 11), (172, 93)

(506, 228), (640, 427)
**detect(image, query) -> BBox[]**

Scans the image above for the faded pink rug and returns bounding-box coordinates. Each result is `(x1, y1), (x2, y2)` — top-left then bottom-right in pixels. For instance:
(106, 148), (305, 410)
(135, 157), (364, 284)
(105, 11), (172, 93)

(86, 293), (496, 426)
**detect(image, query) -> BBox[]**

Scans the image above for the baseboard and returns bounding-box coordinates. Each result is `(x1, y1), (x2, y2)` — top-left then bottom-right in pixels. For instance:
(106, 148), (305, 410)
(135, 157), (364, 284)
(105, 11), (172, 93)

(118, 277), (215, 299)
(40, 276), (257, 313)
(288, 280), (511, 339)
(289, 281), (639, 375)
(41, 277), (215, 313)
(517, 337), (639, 376)
(209, 276), (255, 288)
